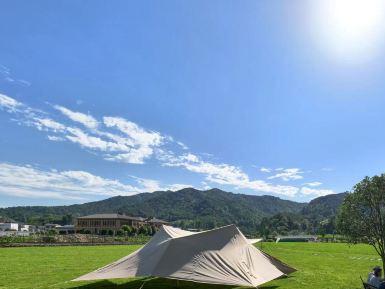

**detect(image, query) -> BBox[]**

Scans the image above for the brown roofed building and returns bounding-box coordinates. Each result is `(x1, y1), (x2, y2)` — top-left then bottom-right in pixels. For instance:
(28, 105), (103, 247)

(75, 214), (146, 234)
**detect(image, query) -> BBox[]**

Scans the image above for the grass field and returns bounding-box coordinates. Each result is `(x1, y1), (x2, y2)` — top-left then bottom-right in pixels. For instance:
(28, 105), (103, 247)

(0, 243), (380, 289)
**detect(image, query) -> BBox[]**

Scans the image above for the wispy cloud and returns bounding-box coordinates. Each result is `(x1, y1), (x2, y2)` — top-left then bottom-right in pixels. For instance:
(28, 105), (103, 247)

(300, 187), (334, 197)
(103, 116), (163, 147)
(159, 152), (299, 197)
(0, 93), (22, 112)
(129, 176), (191, 192)
(0, 94), (165, 165)
(303, 181), (322, 187)
(34, 118), (66, 132)
(47, 135), (64, 142)
(0, 64), (31, 87)
(0, 93), (334, 199)
(177, 141), (189, 150)
(260, 167), (272, 173)
(0, 163), (188, 201)
(267, 168), (304, 181)
(54, 105), (99, 129)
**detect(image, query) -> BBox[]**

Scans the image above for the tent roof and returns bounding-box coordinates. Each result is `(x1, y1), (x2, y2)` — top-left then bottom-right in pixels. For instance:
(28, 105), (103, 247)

(74, 224), (295, 287)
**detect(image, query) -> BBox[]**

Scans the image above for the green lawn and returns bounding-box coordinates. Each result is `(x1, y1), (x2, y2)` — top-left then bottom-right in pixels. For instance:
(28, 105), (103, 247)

(0, 243), (380, 289)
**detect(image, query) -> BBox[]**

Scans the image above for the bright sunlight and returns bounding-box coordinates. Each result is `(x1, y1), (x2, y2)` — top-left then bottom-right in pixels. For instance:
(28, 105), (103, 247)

(312, 0), (385, 63)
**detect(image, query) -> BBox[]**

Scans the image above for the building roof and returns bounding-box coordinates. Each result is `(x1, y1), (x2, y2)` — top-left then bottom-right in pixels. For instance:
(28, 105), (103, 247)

(147, 218), (169, 224)
(57, 225), (75, 229)
(77, 214), (145, 221)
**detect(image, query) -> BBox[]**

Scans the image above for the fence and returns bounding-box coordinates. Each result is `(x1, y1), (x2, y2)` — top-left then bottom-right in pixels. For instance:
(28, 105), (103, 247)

(0, 233), (151, 247)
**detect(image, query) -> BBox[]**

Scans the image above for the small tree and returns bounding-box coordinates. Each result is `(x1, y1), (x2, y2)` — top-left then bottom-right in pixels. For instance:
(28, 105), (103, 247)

(337, 175), (385, 269)
(138, 225), (147, 235)
(48, 229), (58, 236)
(258, 217), (271, 240)
(121, 225), (132, 236)
(131, 226), (137, 236)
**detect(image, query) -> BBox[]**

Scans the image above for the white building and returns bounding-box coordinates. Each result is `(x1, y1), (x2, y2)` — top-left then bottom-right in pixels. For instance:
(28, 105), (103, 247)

(57, 225), (75, 234)
(20, 224), (31, 232)
(44, 223), (60, 230)
(0, 222), (19, 231)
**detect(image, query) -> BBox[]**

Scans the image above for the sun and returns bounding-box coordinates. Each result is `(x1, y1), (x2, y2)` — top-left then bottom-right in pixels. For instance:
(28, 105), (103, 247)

(312, 0), (385, 63)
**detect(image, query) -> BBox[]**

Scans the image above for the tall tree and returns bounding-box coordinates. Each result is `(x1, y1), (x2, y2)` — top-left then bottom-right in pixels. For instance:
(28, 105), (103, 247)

(337, 175), (385, 269)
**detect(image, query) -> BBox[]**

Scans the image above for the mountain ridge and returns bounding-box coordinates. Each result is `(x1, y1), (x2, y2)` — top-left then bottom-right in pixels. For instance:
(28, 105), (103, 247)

(0, 188), (346, 234)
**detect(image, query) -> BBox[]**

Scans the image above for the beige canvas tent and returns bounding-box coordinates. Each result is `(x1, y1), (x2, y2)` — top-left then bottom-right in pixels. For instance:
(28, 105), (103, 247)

(74, 224), (295, 287)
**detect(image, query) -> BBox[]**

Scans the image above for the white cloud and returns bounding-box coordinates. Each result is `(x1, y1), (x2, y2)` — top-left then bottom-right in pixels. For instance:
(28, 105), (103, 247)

(34, 118), (66, 132)
(54, 105), (98, 129)
(177, 141), (189, 150)
(182, 153), (200, 162)
(260, 167), (272, 173)
(65, 127), (128, 152)
(133, 177), (162, 192)
(0, 95), (172, 165)
(47, 135), (64, 142)
(131, 176), (191, 192)
(0, 94), (333, 200)
(0, 163), (187, 201)
(103, 116), (163, 147)
(0, 93), (22, 111)
(159, 152), (299, 197)
(101, 116), (164, 163)
(268, 168), (304, 181)
(300, 187), (334, 197)
(303, 181), (322, 187)
(168, 184), (192, 191)
(3, 98), (163, 164)
(105, 146), (154, 164)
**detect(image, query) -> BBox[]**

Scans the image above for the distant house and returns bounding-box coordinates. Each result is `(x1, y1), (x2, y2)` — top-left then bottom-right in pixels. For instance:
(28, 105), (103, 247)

(0, 222), (19, 231)
(56, 225), (75, 234)
(75, 214), (147, 234)
(20, 224), (31, 232)
(44, 223), (61, 230)
(276, 235), (318, 243)
(146, 218), (170, 228)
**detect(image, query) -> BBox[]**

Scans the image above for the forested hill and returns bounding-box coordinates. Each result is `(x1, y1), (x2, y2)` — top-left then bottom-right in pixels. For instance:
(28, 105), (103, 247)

(258, 192), (348, 236)
(302, 192), (348, 220)
(0, 188), (347, 234)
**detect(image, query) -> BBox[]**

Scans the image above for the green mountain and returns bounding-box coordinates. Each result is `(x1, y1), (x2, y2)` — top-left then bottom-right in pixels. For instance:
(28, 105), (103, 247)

(258, 192), (348, 236)
(301, 192), (348, 220)
(0, 188), (347, 235)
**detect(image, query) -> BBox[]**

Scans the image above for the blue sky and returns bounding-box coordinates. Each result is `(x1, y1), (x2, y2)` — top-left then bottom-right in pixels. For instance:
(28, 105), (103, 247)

(1, 0), (385, 207)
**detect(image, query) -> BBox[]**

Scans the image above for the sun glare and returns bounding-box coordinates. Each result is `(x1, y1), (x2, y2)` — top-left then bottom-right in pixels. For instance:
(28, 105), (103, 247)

(312, 0), (385, 63)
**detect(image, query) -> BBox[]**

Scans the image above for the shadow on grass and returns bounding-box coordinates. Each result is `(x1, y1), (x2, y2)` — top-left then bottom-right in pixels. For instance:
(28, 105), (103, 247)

(67, 277), (251, 289)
